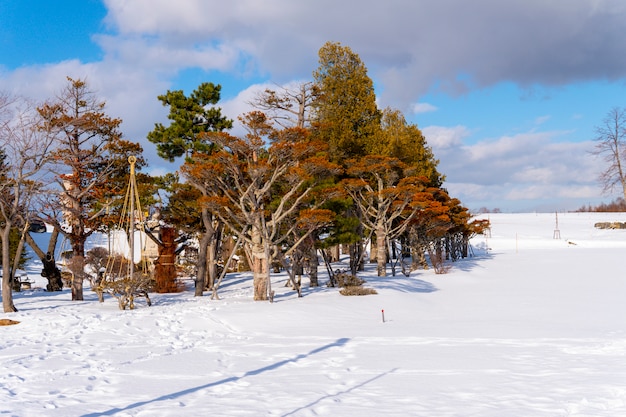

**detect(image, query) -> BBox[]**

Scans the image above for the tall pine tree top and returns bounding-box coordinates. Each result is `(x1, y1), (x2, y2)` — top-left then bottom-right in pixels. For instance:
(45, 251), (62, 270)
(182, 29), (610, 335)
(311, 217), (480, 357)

(148, 82), (233, 162)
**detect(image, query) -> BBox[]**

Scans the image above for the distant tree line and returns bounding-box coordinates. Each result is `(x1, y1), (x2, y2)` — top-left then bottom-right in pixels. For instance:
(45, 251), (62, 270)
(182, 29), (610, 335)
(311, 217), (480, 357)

(475, 207), (502, 214)
(576, 198), (626, 212)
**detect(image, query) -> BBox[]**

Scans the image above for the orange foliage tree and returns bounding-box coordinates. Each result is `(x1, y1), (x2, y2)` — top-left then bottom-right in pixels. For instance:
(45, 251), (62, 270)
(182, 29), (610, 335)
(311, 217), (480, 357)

(342, 155), (429, 277)
(182, 112), (340, 300)
(37, 77), (145, 300)
(407, 188), (487, 273)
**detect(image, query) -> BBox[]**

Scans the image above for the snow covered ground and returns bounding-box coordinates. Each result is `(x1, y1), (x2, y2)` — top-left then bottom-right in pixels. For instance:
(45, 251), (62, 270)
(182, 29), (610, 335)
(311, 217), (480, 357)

(1, 212), (626, 416)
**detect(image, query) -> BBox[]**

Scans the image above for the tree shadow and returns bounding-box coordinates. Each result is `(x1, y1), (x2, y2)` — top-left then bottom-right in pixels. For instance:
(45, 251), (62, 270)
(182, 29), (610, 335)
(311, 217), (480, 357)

(10, 288), (100, 311)
(447, 250), (494, 273)
(281, 368), (398, 416)
(366, 276), (438, 293)
(216, 275), (251, 290)
(80, 337), (351, 417)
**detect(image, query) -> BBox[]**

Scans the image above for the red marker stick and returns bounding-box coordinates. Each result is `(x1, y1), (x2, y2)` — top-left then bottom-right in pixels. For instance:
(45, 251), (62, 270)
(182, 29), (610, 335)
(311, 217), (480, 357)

(382, 309), (385, 323)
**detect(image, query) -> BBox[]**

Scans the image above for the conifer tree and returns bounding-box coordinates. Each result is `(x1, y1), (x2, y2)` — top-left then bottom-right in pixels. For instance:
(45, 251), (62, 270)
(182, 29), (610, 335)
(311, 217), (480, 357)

(148, 82), (233, 162)
(147, 82), (233, 295)
(311, 42), (383, 273)
(375, 108), (444, 187)
(312, 41), (381, 161)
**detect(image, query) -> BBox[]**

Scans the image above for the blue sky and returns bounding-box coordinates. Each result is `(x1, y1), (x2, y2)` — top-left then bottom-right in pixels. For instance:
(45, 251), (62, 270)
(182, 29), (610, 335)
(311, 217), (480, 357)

(0, 1), (107, 66)
(2, 0), (626, 212)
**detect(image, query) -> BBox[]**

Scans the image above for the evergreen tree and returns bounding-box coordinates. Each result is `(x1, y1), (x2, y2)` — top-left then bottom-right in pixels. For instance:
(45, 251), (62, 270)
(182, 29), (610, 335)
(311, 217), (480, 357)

(147, 82), (233, 295)
(310, 42), (383, 273)
(375, 108), (444, 187)
(312, 41), (381, 161)
(148, 82), (233, 162)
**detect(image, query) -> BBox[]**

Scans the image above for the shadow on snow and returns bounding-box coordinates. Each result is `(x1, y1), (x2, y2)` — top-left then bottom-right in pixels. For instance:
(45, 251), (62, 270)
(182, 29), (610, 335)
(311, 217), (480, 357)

(80, 337), (351, 417)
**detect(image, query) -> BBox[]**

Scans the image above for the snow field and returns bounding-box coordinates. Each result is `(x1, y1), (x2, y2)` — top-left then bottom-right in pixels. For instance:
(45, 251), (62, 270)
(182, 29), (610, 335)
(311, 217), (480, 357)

(0, 212), (625, 416)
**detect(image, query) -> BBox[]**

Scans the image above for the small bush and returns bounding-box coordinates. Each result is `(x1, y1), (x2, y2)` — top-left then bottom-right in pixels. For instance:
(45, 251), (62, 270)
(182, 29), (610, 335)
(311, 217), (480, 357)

(95, 254), (154, 309)
(340, 287), (378, 296)
(335, 273), (365, 287)
(333, 272), (377, 296)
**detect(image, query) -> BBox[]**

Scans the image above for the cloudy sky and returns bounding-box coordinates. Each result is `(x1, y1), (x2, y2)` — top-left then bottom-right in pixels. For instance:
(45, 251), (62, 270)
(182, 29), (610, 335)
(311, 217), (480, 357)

(2, 0), (626, 212)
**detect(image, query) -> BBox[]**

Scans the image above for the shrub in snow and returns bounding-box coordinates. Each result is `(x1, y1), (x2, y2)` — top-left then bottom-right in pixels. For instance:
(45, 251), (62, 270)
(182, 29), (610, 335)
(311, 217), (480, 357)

(339, 286), (378, 296)
(93, 254), (153, 310)
(333, 272), (377, 296)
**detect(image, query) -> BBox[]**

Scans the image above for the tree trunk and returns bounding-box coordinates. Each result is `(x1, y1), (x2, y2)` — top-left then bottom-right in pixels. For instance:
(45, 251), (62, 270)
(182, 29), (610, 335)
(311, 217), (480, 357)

(436, 240), (443, 264)
(357, 240), (365, 271)
(412, 241), (429, 270)
(252, 248), (269, 301)
(308, 245), (319, 287)
(25, 230), (63, 291)
(376, 226), (387, 277)
(250, 222), (269, 301)
(42, 253), (63, 291)
(461, 235), (469, 258)
(71, 271), (84, 300)
(206, 221), (223, 291)
(349, 243), (358, 276)
(196, 208), (218, 296)
(330, 244), (340, 262)
(69, 238), (85, 301)
(2, 275), (17, 312)
(195, 230), (211, 296)
(370, 238), (377, 263)
(154, 226), (177, 293)
(206, 239), (216, 291)
(1, 225), (17, 312)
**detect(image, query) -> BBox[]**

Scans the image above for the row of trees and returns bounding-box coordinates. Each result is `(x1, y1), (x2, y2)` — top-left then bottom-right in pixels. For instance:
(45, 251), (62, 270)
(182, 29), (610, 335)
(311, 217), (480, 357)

(0, 42), (487, 312)
(150, 42), (488, 301)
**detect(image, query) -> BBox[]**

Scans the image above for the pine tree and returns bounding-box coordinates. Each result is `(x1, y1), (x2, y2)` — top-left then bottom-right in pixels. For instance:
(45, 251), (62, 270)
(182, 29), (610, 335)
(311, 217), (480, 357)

(148, 82), (233, 162)
(147, 82), (233, 295)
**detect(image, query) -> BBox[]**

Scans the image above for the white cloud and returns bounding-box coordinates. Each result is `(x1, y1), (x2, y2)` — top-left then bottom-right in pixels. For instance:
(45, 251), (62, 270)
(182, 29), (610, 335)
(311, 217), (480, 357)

(100, 0), (626, 109)
(512, 167), (554, 184)
(557, 184), (599, 199)
(0, 57), (174, 174)
(3, 0), (625, 211)
(95, 34), (241, 74)
(437, 130), (605, 211)
(411, 102), (438, 114)
(0, 60), (91, 100)
(422, 125), (470, 150)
